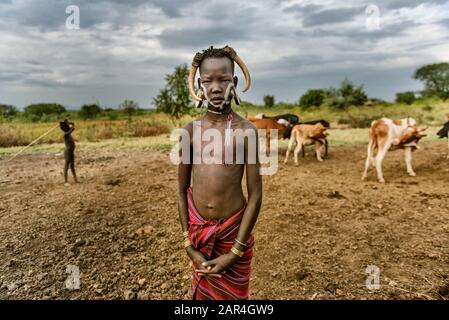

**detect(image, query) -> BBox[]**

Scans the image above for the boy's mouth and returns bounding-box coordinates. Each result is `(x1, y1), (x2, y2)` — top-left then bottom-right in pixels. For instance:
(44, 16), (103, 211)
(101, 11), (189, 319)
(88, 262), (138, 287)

(211, 97), (224, 103)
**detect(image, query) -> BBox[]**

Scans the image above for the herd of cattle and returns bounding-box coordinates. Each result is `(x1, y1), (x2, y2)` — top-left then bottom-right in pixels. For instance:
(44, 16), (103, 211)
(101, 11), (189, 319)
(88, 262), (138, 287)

(246, 113), (449, 183)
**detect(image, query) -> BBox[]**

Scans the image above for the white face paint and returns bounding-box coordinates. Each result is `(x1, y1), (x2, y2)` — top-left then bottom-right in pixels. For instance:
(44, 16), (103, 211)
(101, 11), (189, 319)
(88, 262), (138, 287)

(200, 82), (234, 110)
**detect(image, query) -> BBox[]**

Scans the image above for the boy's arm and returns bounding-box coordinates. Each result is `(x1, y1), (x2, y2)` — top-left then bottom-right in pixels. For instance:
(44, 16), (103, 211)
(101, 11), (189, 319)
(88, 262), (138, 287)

(65, 127), (75, 135)
(176, 123), (209, 270)
(177, 162), (191, 233)
(235, 126), (262, 244)
(235, 160), (262, 244)
(177, 122), (193, 233)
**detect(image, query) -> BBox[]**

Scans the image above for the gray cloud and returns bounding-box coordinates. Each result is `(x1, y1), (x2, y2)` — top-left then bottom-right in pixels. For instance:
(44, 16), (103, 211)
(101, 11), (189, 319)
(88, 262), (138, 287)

(1, 0), (448, 108)
(159, 26), (251, 49)
(302, 7), (364, 27)
(385, 0), (448, 9)
(306, 20), (418, 48)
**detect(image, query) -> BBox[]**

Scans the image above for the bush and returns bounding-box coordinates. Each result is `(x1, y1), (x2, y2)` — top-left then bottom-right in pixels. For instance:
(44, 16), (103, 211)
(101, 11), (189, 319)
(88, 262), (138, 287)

(39, 113), (61, 123)
(96, 126), (114, 139)
(79, 104), (102, 119)
(263, 95), (275, 108)
(105, 110), (119, 120)
(0, 125), (29, 147)
(299, 89), (325, 109)
(119, 100), (139, 120)
(0, 104), (18, 119)
(337, 115), (377, 128)
(131, 120), (170, 137)
(395, 91), (416, 105)
(423, 104), (433, 112)
(325, 79), (368, 109)
(275, 102), (296, 109)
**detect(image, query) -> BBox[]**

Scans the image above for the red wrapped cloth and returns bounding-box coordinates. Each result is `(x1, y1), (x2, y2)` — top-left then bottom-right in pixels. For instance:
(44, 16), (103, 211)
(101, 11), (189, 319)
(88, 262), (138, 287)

(187, 187), (254, 300)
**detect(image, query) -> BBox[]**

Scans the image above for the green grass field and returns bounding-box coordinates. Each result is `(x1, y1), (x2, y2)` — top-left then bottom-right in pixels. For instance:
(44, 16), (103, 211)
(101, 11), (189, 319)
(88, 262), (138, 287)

(0, 98), (447, 157)
(0, 126), (444, 157)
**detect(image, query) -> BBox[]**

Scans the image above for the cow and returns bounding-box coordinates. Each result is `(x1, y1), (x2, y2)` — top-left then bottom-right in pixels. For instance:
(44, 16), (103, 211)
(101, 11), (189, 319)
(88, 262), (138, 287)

(437, 115), (449, 159)
(262, 113), (300, 125)
(299, 119), (330, 128)
(247, 117), (290, 153)
(249, 113), (300, 139)
(362, 117), (427, 183)
(284, 123), (328, 165)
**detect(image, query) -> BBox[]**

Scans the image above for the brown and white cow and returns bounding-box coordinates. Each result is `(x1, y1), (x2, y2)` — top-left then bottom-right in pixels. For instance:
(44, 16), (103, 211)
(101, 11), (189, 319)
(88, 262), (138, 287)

(284, 123), (328, 165)
(362, 117), (427, 183)
(247, 117), (290, 152)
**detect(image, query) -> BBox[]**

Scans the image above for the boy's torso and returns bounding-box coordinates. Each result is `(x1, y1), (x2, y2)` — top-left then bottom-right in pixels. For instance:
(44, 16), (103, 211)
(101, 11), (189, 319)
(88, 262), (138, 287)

(190, 112), (254, 220)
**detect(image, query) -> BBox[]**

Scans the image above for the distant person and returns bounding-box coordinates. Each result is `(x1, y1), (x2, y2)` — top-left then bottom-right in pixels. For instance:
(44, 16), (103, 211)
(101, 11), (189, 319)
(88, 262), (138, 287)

(60, 119), (79, 185)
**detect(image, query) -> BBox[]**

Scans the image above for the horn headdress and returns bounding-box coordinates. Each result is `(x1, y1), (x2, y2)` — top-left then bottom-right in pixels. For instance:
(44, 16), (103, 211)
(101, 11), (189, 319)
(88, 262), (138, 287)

(188, 45), (251, 102)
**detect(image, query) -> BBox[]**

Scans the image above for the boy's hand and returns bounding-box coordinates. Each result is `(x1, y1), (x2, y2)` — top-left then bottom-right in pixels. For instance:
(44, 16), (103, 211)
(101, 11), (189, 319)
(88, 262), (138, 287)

(186, 246), (207, 269)
(197, 253), (239, 275)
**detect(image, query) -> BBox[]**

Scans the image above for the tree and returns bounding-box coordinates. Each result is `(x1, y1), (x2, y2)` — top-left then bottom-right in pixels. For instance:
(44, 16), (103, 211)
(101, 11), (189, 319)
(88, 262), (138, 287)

(153, 64), (192, 122)
(325, 79), (368, 109)
(263, 95), (275, 108)
(414, 63), (449, 100)
(119, 100), (139, 120)
(0, 104), (18, 118)
(79, 103), (102, 119)
(299, 89), (325, 109)
(395, 91), (416, 105)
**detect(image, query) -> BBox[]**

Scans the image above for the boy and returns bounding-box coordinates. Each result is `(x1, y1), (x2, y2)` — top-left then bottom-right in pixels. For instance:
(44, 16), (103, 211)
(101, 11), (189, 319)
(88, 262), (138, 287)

(177, 46), (263, 300)
(60, 119), (79, 185)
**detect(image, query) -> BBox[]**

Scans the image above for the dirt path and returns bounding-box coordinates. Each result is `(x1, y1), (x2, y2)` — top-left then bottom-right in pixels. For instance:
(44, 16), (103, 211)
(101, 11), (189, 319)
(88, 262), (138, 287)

(1, 141), (448, 299)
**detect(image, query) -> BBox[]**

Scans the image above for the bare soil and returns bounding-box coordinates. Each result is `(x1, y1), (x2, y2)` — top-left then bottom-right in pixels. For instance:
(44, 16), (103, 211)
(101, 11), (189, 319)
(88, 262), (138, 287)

(1, 141), (449, 300)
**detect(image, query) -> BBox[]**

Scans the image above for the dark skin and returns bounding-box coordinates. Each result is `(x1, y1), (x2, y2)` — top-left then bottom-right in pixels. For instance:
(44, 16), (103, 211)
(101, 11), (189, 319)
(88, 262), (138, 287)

(177, 57), (263, 277)
(62, 121), (79, 184)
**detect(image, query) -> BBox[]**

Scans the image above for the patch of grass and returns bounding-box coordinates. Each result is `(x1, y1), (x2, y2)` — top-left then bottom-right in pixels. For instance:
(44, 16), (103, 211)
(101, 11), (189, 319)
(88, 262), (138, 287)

(0, 135), (176, 157)
(1, 127), (442, 158)
(237, 98), (449, 128)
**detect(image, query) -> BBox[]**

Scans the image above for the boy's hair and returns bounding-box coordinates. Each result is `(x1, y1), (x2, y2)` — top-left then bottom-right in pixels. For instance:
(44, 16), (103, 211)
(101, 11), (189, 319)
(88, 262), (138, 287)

(60, 119), (73, 132)
(194, 46), (234, 73)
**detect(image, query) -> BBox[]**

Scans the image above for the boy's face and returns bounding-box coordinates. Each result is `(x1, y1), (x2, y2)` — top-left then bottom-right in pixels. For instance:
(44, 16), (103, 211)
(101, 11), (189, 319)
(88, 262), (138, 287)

(198, 57), (237, 108)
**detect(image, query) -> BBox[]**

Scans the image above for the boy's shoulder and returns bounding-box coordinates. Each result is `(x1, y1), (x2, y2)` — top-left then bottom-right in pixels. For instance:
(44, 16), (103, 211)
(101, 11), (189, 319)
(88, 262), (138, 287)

(182, 115), (204, 134)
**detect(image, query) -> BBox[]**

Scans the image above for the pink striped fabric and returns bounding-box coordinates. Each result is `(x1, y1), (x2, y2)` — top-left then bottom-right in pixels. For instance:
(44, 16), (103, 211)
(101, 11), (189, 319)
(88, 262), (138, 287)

(187, 187), (254, 300)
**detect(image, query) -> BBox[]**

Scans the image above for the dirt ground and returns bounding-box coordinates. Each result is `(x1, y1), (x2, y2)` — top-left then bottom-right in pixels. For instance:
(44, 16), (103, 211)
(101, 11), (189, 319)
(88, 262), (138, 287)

(1, 140), (449, 300)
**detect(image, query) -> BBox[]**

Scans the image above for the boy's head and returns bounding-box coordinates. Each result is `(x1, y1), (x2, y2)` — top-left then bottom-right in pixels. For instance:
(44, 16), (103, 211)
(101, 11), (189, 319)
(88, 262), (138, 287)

(188, 46), (251, 110)
(60, 119), (74, 132)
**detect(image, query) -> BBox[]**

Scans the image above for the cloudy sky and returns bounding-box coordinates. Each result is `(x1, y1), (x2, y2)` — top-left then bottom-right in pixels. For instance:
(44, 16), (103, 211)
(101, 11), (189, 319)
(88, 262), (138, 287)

(1, 0), (448, 109)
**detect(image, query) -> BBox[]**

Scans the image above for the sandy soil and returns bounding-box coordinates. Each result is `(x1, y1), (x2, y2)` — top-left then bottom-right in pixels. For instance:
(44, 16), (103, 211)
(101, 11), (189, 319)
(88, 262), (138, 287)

(1, 141), (449, 300)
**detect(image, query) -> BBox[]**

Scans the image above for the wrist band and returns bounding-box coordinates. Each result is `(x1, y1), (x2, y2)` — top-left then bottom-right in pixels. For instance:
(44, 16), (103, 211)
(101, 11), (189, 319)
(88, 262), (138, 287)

(230, 246), (244, 257)
(184, 239), (192, 248)
(235, 238), (247, 247)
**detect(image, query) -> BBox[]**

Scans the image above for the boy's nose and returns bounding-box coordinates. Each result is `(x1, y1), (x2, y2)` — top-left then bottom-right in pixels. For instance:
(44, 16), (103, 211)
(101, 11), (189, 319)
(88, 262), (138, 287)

(211, 83), (223, 93)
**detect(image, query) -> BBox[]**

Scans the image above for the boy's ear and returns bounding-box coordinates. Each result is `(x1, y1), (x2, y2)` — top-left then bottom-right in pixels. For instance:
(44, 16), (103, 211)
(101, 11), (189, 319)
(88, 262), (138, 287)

(233, 76), (238, 88)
